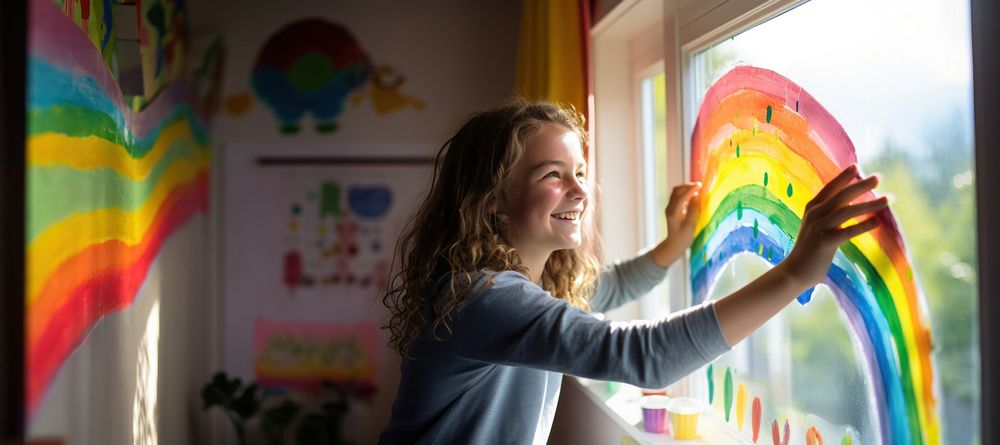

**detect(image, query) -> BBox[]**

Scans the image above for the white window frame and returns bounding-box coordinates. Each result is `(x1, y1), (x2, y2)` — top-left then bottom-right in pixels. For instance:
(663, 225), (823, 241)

(590, 0), (667, 323)
(635, 64), (673, 321)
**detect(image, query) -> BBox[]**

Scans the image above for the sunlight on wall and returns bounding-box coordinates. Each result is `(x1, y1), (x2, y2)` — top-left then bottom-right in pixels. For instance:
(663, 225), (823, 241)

(133, 299), (160, 445)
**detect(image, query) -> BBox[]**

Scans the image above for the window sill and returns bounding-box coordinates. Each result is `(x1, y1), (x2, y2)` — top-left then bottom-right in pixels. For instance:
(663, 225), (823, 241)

(571, 377), (751, 445)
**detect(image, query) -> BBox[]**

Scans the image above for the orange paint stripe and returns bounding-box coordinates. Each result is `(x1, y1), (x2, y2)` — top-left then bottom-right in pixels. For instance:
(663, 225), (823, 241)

(26, 174), (207, 413)
(26, 171), (207, 349)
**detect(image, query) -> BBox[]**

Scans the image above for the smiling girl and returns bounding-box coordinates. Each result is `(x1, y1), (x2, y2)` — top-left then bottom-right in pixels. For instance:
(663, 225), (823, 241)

(379, 99), (887, 444)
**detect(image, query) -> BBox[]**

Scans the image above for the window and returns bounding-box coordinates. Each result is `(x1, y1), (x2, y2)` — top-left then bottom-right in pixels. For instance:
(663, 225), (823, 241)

(684, 0), (978, 443)
(639, 69), (672, 319)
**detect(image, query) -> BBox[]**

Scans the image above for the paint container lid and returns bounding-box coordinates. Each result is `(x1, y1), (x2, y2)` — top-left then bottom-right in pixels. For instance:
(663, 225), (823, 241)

(667, 397), (705, 415)
(639, 395), (670, 409)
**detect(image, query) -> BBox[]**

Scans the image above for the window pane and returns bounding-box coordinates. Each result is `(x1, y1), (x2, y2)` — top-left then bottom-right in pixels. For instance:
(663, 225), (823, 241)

(640, 71), (670, 317)
(690, 0), (977, 444)
(641, 72), (669, 242)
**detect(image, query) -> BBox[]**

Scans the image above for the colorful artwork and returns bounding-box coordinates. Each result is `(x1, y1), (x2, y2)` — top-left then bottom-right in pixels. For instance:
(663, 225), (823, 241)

(282, 179), (393, 296)
(806, 426), (824, 445)
(690, 66), (937, 444)
(27, 0), (209, 414)
(53, 0), (116, 68)
(736, 382), (747, 431)
(772, 419), (790, 445)
(233, 18), (423, 133)
(139, 0), (188, 101)
(752, 396), (762, 443)
(351, 64), (426, 116)
(189, 36), (225, 116)
(253, 320), (378, 392)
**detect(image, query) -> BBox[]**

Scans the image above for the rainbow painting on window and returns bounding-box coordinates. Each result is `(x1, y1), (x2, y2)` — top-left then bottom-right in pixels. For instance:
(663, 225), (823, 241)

(690, 66), (938, 444)
(26, 0), (209, 415)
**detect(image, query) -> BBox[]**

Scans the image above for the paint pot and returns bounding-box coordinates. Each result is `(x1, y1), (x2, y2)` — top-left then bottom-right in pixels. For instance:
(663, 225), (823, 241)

(639, 395), (671, 434)
(640, 386), (669, 396)
(667, 397), (705, 440)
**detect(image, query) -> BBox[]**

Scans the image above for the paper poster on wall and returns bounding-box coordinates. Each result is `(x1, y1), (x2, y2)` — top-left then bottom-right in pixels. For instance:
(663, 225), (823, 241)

(225, 18), (425, 133)
(691, 66), (938, 444)
(279, 178), (393, 297)
(54, 0), (116, 68)
(137, 0), (188, 101)
(254, 320), (379, 392)
(268, 164), (429, 300)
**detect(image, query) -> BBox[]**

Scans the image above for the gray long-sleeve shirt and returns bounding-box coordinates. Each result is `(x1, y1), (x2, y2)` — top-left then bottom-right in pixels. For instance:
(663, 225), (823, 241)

(379, 251), (731, 444)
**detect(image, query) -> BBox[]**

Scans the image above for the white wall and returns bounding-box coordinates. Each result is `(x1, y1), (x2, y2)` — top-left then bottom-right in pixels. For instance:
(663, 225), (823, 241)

(217, 1), (521, 443)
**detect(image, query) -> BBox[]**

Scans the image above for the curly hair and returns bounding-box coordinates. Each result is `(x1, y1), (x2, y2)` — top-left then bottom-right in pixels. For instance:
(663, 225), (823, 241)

(382, 98), (603, 357)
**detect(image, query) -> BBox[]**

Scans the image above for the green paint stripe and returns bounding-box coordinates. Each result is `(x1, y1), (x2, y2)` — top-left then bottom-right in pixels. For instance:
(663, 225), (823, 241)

(840, 241), (921, 439)
(27, 139), (202, 241)
(692, 185), (800, 254)
(724, 367), (733, 422)
(29, 104), (126, 145)
(707, 364), (714, 404)
(28, 103), (209, 157)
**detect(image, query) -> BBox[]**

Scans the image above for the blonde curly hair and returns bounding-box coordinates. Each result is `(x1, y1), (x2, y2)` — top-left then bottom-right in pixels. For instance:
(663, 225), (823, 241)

(382, 98), (603, 357)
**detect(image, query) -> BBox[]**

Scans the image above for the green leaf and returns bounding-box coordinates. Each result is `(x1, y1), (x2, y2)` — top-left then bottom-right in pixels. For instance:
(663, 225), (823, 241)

(261, 400), (302, 445)
(231, 384), (260, 419)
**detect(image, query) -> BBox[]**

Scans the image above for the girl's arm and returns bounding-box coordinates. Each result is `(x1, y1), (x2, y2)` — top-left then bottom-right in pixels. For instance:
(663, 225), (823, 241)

(589, 252), (669, 313)
(588, 183), (702, 313)
(447, 271), (730, 389)
(714, 165), (888, 346)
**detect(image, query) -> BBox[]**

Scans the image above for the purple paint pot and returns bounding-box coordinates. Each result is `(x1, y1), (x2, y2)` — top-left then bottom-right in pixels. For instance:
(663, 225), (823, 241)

(640, 395), (672, 434)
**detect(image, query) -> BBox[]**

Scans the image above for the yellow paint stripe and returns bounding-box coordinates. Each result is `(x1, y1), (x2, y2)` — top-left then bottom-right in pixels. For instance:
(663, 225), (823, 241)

(852, 232), (934, 437)
(27, 155), (208, 304)
(696, 129), (821, 234)
(28, 120), (204, 179)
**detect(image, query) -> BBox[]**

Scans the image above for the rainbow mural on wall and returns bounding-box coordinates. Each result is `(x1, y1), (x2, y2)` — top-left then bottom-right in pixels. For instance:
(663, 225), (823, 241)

(26, 0), (209, 414)
(690, 66), (938, 444)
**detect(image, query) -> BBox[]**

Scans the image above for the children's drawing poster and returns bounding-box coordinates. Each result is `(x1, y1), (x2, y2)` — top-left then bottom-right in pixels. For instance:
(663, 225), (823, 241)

(54, 0), (117, 68)
(226, 162), (429, 386)
(254, 320), (379, 392)
(138, 0), (188, 101)
(690, 66), (938, 444)
(226, 18), (425, 134)
(274, 166), (423, 298)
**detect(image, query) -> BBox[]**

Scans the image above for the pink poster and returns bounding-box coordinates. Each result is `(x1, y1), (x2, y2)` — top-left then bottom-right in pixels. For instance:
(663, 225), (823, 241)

(253, 320), (379, 392)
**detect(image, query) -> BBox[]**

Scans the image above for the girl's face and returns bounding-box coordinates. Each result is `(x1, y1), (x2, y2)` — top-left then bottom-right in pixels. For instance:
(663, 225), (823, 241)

(503, 124), (589, 259)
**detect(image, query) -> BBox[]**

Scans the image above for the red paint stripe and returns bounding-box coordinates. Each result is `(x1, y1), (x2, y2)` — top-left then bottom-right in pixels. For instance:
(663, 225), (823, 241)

(26, 173), (207, 413)
(692, 66), (857, 183)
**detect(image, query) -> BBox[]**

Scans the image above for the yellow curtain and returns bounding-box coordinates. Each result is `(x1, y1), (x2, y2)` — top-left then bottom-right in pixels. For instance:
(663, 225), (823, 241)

(515, 0), (588, 119)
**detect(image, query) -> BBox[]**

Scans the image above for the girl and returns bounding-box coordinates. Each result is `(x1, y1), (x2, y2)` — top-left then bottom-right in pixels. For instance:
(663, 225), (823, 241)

(379, 99), (887, 444)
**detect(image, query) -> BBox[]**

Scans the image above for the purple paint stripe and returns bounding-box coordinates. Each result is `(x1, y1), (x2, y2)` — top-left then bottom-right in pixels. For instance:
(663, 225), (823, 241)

(28, 0), (204, 138)
(29, 0), (125, 113)
(827, 281), (892, 444)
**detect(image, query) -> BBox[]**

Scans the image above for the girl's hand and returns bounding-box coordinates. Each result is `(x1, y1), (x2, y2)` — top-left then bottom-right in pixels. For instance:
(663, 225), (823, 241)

(781, 165), (889, 288)
(665, 182), (702, 248)
(714, 165), (889, 346)
(650, 182), (702, 268)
